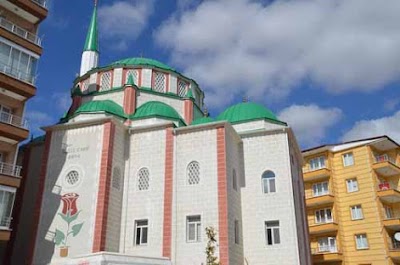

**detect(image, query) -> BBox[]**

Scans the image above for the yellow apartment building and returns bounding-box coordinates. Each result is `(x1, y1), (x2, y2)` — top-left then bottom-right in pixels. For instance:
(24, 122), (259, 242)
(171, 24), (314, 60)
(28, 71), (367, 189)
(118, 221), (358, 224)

(302, 136), (400, 265)
(0, 0), (47, 263)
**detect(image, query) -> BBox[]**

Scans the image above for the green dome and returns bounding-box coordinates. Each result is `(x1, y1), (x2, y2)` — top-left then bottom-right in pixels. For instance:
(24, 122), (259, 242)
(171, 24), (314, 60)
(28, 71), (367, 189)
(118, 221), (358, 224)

(130, 101), (185, 126)
(216, 102), (284, 124)
(111, 58), (175, 72)
(75, 100), (126, 118)
(191, 116), (214, 125)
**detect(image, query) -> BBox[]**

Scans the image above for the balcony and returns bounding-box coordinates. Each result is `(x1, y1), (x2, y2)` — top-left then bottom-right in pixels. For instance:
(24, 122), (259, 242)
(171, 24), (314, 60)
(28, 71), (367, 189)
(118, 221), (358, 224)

(306, 193), (335, 207)
(5, 0), (48, 23)
(0, 111), (29, 141)
(0, 162), (22, 187)
(0, 61), (35, 85)
(389, 241), (400, 262)
(31, 0), (48, 8)
(312, 247), (343, 263)
(309, 222), (339, 235)
(303, 166), (331, 182)
(377, 184), (400, 203)
(373, 154), (400, 177)
(383, 217), (400, 231)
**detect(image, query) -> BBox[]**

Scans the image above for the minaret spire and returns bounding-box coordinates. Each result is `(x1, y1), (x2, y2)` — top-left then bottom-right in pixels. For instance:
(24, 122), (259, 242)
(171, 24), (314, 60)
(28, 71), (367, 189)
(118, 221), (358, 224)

(80, 0), (99, 76)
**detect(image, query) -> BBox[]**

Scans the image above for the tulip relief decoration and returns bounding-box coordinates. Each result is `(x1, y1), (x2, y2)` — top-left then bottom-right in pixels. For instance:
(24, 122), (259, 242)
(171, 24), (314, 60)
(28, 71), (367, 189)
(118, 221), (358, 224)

(54, 193), (84, 257)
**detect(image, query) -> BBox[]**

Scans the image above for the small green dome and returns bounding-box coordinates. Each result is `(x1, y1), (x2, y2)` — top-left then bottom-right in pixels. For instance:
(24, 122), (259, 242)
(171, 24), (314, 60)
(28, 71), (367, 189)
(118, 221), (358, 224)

(216, 102), (284, 124)
(191, 116), (214, 125)
(130, 101), (185, 126)
(75, 100), (126, 118)
(111, 58), (175, 72)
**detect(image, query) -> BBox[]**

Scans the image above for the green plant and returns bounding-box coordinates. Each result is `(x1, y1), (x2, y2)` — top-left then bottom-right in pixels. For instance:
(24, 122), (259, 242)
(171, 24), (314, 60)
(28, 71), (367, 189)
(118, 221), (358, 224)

(205, 227), (220, 265)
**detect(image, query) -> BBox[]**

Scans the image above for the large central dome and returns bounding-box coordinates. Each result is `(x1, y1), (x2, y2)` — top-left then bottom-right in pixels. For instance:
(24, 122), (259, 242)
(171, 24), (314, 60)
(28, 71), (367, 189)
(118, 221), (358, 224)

(110, 57), (176, 72)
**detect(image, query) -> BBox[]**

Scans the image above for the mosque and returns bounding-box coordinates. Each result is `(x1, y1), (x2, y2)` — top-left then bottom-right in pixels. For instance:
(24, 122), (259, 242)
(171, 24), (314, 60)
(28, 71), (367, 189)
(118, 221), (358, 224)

(23, 3), (311, 265)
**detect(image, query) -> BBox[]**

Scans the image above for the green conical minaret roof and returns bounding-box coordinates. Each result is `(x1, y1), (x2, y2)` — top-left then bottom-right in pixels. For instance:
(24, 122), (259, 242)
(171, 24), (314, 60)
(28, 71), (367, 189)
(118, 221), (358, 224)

(185, 88), (194, 99)
(125, 74), (135, 86)
(84, 3), (98, 52)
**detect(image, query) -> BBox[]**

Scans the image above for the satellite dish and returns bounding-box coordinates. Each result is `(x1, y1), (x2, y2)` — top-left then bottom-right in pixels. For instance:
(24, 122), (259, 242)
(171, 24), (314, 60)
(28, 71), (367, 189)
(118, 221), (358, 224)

(394, 232), (400, 241)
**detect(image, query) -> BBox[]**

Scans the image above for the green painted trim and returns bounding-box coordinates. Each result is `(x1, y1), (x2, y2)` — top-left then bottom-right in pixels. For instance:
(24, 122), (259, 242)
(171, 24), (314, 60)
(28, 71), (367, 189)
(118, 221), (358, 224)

(224, 117), (287, 126)
(130, 115), (186, 127)
(84, 6), (98, 52)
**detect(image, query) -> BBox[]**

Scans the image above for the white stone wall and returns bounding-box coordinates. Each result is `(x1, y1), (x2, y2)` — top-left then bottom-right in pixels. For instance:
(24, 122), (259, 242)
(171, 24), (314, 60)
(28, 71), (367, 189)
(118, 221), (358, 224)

(34, 125), (104, 265)
(240, 131), (301, 265)
(169, 75), (177, 94)
(233, 120), (285, 133)
(120, 128), (166, 257)
(172, 128), (219, 265)
(113, 68), (123, 88)
(137, 92), (184, 120)
(106, 125), (126, 251)
(225, 128), (245, 265)
(81, 91), (125, 108)
(142, 69), (152, 88)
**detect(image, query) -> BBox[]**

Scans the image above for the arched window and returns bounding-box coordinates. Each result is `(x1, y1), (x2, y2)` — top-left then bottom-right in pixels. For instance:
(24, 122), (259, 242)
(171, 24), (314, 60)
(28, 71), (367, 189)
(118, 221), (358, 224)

(153, 71), (166, 92)
(177, 79), (188, 97)
(100, 71), (112, 91)
(262, 171), (276, 194)
(112, 167), (122, 191)
(187, 161), (200, 185)
(137, 168), (150, 191)
(233, 169), (237, 191)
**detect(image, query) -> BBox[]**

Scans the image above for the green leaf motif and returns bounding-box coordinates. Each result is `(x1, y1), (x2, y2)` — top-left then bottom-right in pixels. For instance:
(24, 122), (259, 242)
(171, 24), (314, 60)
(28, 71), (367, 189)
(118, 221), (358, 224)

(58, 211), (81, 224)
(71, 222), (84, 237)
(54, 229), (65, 246)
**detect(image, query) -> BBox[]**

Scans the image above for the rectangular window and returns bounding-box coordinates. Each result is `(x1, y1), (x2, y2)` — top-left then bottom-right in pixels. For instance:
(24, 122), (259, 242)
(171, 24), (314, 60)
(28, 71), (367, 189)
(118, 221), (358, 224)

(309, 156), (326, 171)
(346, 178), (359, 193)
(350, 205), (363, 220)
(385, 205), (393, 219)
(134, 220), (148, 246)
(315, 208), (333, 224)
(318, 237), (337, 253)
(343, 153), (354, 167)
(312, 182), (329, 197)
(187, 215), (201, 242)
(234, 220), (239, 244)
(355, 234), (368, 249)
(265, 220), (280, 245)
(153, 71), (166, 92)
(177, 79), (188, 97)
(0, 185), (16, 228)
(233, 170), (237, 191)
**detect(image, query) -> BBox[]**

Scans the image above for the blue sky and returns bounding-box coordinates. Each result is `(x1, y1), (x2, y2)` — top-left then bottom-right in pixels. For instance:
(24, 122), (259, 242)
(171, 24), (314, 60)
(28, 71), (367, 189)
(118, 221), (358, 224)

(28, 0), (400, 148)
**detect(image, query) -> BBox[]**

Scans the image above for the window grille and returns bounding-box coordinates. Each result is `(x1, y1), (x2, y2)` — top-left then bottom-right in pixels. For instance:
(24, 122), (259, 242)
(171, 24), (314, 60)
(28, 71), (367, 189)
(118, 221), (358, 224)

(65, 171), (79, 186)
(81, 79), (89, 92)
(137, 168), (150, 191)
(100, 71), (112, 91)
(178, 80), (187, 97)
(112, 167), (121, 190)
(153, 71), (166, 92)
(125, 69), (138, 85)
(187, 161), (200, 185)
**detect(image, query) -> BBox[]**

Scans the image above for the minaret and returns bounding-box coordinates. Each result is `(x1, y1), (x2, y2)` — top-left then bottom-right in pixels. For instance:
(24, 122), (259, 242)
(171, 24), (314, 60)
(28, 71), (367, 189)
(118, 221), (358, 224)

(80, 0), (99, 76)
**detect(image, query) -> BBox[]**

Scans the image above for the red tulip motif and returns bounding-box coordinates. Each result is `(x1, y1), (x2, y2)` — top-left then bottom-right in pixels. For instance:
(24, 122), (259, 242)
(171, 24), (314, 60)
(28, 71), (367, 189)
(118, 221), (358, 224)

(61, 193), (79, 216)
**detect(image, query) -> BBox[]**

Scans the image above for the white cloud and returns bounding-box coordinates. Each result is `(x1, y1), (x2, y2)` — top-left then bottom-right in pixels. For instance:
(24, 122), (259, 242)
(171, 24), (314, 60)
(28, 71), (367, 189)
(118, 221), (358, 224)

(98, 0), (154, 51)
(26, 110), (55, 134)
(155, 0), (400, 107)
(341, 111), (400, 143)
(278, 104), (343, 147)
(52, 92), (72, 112)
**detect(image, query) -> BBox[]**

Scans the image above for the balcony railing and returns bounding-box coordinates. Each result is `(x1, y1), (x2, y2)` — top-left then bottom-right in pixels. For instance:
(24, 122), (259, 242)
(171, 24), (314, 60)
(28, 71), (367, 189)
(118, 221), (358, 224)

(0, 60), (35, 84)
(312, 245), (339, 254)
(0, 111), (28, 129)
(0, 162), (22, 177)
(31, 0), (48, 9)
(375, 154), (397, 165)
(0, 17), (41, 46)
(303, 165), (329, 173)
(0, 216), (12, 229)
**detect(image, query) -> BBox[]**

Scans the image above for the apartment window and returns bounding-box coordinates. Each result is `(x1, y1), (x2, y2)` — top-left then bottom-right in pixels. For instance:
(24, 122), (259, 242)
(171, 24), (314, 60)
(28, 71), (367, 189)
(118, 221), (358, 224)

(137, 168), (150, 191)
(312, 182), (329, 197)
(309, 156), (326, 171)
(232, 169), (237, 191)
(346, 178), (359, 193)
(187, 215), (201, 242)
(262, 171), (276, 194)
(0, 41), (37, 84)
(265, 220), (280, 245)
(343, 153), (354, 167)
(0, 105), (11, 124)
(350, 205), (363, 220)
(355, 234), (368, 249)
(187, 161), (200, 185)
(315, 208), (333, 224)
(153, 71), (166, 92)
(385, 205), (394, 219)
(235, 220), (240, 244)
(318, 237), (337, 252)
(134, 220), (148, 245)
(0, 186), (16, 228)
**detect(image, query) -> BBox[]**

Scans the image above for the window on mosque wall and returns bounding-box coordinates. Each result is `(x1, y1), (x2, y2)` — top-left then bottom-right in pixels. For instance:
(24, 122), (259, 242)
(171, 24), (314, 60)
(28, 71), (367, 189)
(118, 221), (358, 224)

(125, 69), (139, 85)
(186, 215), (201, 243)
(178, 79), (188, 97)
(262, 170), (276, 194)
(137, 167), (150, 191)
(112, 167), (122, 191)
(265, 220), (280, 245)
(153, 71), (166, 93)
(187, 161), (200, 185)
(134, 219), (148, 246)
(65, 170), (81, 188)
(100, 71), (112, 91)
